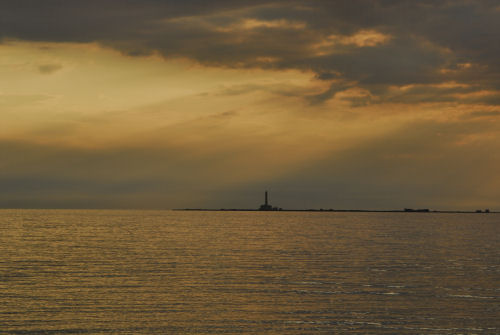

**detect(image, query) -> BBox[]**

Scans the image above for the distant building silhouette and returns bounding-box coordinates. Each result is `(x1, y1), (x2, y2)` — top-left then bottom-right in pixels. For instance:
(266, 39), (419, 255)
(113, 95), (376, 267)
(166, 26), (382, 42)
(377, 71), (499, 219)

(404, 208), (430, 212)
(259, 191), (280, 211)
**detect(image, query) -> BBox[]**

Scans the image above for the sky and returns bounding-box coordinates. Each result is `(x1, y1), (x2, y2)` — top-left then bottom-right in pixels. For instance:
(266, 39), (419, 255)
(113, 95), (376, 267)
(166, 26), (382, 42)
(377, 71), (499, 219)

(1, 0), (499, 210)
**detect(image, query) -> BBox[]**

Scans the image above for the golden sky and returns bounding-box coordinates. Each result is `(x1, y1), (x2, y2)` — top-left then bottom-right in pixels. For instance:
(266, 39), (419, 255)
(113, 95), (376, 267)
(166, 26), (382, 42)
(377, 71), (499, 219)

(1, 1), (499, 209)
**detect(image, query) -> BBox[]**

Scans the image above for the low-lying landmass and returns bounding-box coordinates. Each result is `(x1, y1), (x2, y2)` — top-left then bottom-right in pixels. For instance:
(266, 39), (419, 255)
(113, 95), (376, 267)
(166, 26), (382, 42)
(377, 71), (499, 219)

(176, 191), (496, 213)
(177, 208), (497, 213)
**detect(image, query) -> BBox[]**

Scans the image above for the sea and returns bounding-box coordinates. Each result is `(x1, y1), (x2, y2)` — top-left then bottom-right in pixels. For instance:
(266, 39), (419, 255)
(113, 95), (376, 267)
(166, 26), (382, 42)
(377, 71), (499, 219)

(1, 210), (498, 334)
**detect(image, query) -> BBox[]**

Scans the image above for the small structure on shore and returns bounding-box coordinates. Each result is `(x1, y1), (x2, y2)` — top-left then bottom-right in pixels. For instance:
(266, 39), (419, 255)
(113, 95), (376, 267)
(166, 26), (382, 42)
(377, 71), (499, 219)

(404, 208), (430, 212)
(259, 191), (280, 211)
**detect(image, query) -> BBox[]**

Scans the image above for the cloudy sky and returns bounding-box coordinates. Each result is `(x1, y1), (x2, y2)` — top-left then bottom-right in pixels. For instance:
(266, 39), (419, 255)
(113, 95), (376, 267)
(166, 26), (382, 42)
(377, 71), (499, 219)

(1, 0), (499, 210)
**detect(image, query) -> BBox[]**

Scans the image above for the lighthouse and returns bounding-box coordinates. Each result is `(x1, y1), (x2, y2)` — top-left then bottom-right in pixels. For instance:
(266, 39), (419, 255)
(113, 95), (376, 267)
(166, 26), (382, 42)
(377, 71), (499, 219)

(259, 190), (274, 211)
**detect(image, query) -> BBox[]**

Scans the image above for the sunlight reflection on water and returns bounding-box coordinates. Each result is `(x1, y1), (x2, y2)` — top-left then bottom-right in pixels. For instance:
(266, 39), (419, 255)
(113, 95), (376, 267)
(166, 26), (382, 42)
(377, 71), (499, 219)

(1, 210), (499, 334)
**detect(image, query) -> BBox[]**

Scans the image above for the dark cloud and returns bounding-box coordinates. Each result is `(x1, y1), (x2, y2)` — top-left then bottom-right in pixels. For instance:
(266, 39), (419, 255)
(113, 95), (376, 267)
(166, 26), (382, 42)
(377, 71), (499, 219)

(0, 139), (229, 209)
(38, 63), (62, 74)
(365, 83), (495, 105)
(1, 0), (499, 104)
(307, 82), (353, 104)
(462, 110), (500, 119)
(252, 118), (500, 210)
(1, 116), (499, 210)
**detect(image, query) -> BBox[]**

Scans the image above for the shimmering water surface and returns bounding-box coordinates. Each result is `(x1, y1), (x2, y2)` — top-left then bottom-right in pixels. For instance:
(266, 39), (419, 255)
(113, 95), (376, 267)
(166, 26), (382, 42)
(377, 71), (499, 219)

(1, 210), (499, 334)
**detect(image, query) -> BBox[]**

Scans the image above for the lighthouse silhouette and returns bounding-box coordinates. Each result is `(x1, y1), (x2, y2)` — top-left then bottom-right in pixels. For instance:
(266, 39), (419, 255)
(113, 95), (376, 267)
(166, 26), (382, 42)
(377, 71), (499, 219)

(259, 191), (274, 211)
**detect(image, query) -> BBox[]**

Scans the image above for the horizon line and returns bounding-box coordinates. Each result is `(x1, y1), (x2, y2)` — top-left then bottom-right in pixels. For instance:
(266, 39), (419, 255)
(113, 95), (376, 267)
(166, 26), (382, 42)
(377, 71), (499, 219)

(1, 207), (496, 214)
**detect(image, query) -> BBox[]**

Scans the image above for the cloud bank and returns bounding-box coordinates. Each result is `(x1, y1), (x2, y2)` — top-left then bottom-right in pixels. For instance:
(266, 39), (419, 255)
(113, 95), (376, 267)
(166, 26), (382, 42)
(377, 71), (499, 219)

(2, 0), (499, 103)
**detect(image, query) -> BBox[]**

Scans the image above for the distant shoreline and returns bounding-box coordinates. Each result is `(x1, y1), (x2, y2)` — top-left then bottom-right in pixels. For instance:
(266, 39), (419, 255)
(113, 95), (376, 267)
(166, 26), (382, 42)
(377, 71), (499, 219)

(175, 209), (498, 214)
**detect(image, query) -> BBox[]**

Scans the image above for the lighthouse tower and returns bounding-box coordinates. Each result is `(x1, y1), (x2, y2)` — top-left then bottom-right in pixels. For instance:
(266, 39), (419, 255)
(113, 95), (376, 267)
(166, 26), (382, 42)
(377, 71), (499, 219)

(259, 191), (274, 211)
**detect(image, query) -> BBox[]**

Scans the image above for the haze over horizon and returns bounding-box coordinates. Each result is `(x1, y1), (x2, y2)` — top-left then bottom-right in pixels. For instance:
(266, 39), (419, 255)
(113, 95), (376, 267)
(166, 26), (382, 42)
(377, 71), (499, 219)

(1, 1), (499, 210)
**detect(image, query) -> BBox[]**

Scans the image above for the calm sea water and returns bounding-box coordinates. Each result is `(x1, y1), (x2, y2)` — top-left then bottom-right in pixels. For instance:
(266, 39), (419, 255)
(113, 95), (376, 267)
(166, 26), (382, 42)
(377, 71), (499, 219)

(1, 210), (498, 334)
